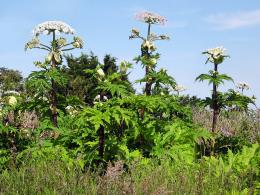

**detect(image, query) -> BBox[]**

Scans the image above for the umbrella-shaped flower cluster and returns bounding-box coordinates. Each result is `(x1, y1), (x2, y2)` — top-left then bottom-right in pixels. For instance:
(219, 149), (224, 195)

(25, 21), (83, 63)
(32, 21), (75, 36)
(175, 85), (187, 93)
(135, 11), (167, 25)
(236, 82), (250, 91)
(25, 21), (84, 127)
(203, 46), (229, 65)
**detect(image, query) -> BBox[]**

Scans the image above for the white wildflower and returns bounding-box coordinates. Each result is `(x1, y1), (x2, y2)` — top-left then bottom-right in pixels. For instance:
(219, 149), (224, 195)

(8, 96), (17, 106)
(132, 28), (140, 35)
(65, 105), (73, 110)
(65, 105), (78, 117)
(32, 21), (75, 36)
(57, 37), (67, 47)
(236, 82), (250, 90)
(175, 85), (187, 93)
(141, 40), (156, 51)
(72, 36), (84, 48)
(94, 95), (101, 101)
(93, 94), (108, 104)
(97, 68), (105, 77)
(203, 46), (227, 64)
(25, 37), (40, 50)
(120, 61), (128, 73)
(135, 11), (167, 25)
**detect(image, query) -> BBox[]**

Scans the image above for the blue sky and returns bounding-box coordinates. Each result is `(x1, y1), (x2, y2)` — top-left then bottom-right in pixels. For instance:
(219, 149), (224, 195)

(1, 0), (260, 106)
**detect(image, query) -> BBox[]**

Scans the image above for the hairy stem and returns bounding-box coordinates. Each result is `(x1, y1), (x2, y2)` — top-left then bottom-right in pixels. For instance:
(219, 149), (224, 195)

(51, 31), (58, 127)
(98, 93), (105, 162)
(211, 63), (219, 155)
(144, 23), (152, 96)
(212, 63), (219, 133)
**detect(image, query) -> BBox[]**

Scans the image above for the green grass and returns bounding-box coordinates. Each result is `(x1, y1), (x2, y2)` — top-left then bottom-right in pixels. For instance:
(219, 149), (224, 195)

(0, 158), (257, 195)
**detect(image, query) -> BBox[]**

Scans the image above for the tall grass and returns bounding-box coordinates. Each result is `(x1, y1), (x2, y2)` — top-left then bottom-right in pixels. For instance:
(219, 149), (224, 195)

(192, 107), (260, 143)
(0, 158), (257, 194)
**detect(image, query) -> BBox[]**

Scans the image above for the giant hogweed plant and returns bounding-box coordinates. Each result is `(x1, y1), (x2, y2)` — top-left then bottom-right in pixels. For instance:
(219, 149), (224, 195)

(195, 47), (255, 154)
(25, 21), (83, 127)
(196, 47), (233, 134)
(82, 62), (134, 163)
(68, 93), (211, 168)
(129, 11), (176, 96)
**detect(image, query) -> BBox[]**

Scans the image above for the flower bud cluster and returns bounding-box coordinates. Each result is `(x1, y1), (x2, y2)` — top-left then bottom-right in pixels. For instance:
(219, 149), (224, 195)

(72, 36), (84, 48)
(25, 37), (39, 50)
(141, 40), (156, 52)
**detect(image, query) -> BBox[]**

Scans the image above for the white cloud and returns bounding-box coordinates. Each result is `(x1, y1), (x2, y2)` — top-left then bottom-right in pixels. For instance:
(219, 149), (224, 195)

(206, 10), (260, 30)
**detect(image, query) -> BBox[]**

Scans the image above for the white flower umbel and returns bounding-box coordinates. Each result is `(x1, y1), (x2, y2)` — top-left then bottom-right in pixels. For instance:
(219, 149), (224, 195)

(175, 85), (187, 93)
(26, 21), (83, 128)
(129, 11), (169, 51)
(97, 68), (105, 77)
(203, 46), (228, 64)
(26, 21), (83, 60)
(135, 11), (167, 25)
(8, 96), (17, 106)
(93, 95), (108, 104)
(206, 47), (226, 57)
(32, 21), (75, 36)
(236, 82), (250, 91)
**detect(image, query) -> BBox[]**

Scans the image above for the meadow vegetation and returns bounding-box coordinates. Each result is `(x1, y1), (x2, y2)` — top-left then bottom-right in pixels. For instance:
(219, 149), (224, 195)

(0, 12), (259, 194)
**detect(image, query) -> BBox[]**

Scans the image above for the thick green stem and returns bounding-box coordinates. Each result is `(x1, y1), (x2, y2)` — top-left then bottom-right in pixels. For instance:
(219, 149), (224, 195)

(98, 92), (105, 162)
(51, 31), (58, 127)
(212, 63), (218, 133)
(147, 23), (151, 40)
(144, 23), (152, 96)
(211, 63), (219, 155)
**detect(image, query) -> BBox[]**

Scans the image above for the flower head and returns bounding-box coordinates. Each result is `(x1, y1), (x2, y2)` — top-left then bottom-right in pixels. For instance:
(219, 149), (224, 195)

(119, 61), (129, 73)
(141, 40), (156, 52)
(32, 21), (75, 36)
(93, 95), (108, 104)
(8, 96), (17, 106)
(135, 11), (167, 25)
(148, 33), (170, 42)
(236, 82), (250, 90)
(159, 35), (170, 40)
(25, 37), (39, 50)
(97, 68), (105, 77)
(175, 85), (187, 93)
(57, 37), (67, 47)
(203, 46), (228, 64)
(132, 28), (140, 36)
(72, 36), (84, 48)
(65, 105), (78, 117)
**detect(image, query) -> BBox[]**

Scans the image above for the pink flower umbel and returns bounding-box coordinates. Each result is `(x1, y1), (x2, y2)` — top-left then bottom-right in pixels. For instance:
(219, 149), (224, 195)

(135, 11), (167, 25)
